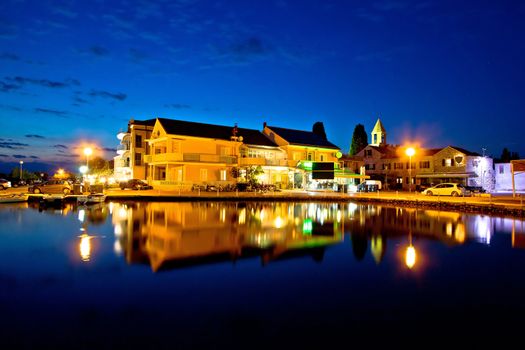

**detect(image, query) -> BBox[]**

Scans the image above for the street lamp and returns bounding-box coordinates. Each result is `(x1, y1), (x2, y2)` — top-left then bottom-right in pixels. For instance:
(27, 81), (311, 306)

(19, 160), (23, 182)
(84, 147), (93, 169)
(405, 147), (415, 192)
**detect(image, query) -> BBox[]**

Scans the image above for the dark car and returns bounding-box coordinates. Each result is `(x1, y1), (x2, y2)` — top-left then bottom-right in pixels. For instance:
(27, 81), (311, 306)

(28, 180), (72, 194)
(119, 179), (153, 190)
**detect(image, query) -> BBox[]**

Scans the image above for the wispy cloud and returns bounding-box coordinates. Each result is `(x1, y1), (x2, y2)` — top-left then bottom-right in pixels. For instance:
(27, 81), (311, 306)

(0, 52), (20, 61)
(25, 134), (45, 139)
(0, 141), (28, 149)
(34, 108), (70, 117)
(100, 147), (117, 152)
(53, 7), (78, 19)
(0, 81), (19, 92)
(0, 104), (23, 111)
(0, 154), (8, 157)
(89, 89), (127, 101)
(53, 144), (68, 149)
(89, 45), (110, 56)
(12, 154), (26, 159)
(4, 76), (80, 89)
(165, 103), (191, 109)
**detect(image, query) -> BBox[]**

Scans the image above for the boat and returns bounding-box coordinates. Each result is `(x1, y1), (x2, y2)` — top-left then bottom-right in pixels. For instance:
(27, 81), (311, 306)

(77, 193), (107, 205)
(0, 194), (29, 203)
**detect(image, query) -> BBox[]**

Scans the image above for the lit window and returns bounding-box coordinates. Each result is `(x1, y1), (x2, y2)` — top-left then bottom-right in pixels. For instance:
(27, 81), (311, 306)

(220, 170), (227, 181)
(200, 169), (207, 181)
(499, 165), (504, 174)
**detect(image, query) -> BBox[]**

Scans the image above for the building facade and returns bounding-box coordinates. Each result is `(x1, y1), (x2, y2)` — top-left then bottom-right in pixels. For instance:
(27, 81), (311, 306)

(113, 119), (155, 181)
(356, 119), (495, 192)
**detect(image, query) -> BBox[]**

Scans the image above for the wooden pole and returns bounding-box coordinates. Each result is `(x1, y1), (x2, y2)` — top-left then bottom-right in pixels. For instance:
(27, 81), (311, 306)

(511, 161), (516, 198)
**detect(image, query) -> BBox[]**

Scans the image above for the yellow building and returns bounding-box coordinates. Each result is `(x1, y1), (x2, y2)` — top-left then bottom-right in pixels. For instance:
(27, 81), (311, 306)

(145, 118), (242, 189)
(262, 123), (342, 189)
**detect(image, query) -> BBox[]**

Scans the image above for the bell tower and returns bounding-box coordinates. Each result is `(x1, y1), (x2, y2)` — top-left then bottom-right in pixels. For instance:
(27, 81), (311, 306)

(370, 118), (386, 146)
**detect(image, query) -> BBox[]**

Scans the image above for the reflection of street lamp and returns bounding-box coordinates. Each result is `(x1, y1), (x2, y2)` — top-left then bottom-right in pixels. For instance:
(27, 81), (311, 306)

(84, 147), (93, 169)
(19, 160), (23, 182)
(405, 147), (415, 192)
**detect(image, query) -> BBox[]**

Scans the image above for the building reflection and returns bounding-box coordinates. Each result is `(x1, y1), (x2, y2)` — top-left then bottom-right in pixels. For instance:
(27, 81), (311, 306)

(110, 202), (345, 272)
(106, 201), (525, 271)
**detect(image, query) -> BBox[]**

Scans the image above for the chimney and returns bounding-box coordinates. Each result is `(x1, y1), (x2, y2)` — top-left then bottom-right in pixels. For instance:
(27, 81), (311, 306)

(263, 122), (267, 129)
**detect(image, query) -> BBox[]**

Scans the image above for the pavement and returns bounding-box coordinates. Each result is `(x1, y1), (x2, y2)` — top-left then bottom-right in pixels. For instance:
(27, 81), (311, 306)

(3, 186), (524, 211)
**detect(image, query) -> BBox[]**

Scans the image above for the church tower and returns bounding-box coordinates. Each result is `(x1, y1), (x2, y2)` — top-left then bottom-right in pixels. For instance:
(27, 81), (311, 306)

(370, 118), (386, 146)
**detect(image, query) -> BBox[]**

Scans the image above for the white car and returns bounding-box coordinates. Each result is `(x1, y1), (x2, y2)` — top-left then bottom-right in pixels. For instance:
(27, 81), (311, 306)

(0, 178), (11, 190)
(422, 183), (468, 197)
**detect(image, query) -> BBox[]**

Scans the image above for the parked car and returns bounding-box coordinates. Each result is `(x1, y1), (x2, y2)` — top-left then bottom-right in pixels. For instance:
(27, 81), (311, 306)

(28, 180), (72, 195)
(0, 178), (11, 190)
(421, 183), (469, 197)
(119, 179), (153, 190)
(357, 182), (379, 192)
(11, 180), (27, 188)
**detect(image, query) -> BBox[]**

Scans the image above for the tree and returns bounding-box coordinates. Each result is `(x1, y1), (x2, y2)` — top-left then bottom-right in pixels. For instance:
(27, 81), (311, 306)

(499, 148), (521, 162)
(312, 122), (327, 141)
(349, 124), (368, 155)
(88, 156), (112, 176)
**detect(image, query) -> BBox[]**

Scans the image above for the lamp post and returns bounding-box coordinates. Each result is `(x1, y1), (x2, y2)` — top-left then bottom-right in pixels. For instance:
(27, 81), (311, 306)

(19, 160), (23, 182)
(84, 147), (93, 170)
(405, 147), (415, 193)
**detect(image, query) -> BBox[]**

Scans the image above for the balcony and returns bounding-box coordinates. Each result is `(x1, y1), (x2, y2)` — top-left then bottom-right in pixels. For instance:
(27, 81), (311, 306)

(183, 153), (237, 164)
(117, 144), (130, 155)
(145, 153), (237, 164)
(240, 158), (288, 167)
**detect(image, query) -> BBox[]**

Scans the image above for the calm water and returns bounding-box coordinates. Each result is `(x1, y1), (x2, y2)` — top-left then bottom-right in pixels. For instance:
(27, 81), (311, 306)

(1, 200), (525, 348)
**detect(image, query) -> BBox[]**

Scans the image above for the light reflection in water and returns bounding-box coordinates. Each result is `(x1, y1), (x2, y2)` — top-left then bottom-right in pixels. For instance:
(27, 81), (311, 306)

(100, 201), (525, 272)
(79, 234), (92, 262)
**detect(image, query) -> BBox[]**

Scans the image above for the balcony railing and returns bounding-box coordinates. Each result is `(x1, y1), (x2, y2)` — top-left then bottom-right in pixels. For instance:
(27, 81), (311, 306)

(145, 153), (237, 164)
(240, 158), (288, 166)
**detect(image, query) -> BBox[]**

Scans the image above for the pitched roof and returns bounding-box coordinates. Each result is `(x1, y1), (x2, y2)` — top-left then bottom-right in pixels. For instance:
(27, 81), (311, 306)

(158, 118), (240, 140)
(236, 128), (277, 147)
(372, 118), (386, 133)
(135, 119), (156, 126)
(449, 146), (481, 157)
(266, 125), (340, 149)
(157, 118), (276, 146)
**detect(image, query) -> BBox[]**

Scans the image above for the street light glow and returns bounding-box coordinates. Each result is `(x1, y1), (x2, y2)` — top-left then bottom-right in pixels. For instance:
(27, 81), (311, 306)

(83, 147), (93, 157)
(405, 147), (415, 157)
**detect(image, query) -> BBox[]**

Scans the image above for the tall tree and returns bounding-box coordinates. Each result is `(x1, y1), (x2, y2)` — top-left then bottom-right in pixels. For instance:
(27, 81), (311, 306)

(312, 122), (327, 140)
(349, 124), (368, 155)
(500, 147), (511, 162)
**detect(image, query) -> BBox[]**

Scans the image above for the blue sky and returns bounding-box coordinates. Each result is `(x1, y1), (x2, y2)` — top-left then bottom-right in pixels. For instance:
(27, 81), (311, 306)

(1, 0), (524, 172)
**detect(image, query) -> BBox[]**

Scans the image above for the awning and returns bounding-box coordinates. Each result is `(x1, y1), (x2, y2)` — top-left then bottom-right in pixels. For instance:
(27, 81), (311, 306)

(416, 173), (476, 179)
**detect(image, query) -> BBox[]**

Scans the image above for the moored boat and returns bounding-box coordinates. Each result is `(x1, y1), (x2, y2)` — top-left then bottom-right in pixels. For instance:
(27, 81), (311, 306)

(0, 194), (29, 203)
(77, 193), (107, 205)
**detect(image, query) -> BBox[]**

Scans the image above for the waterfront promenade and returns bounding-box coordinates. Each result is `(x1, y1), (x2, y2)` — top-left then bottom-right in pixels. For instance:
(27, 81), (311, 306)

(4, 186), (524, 216)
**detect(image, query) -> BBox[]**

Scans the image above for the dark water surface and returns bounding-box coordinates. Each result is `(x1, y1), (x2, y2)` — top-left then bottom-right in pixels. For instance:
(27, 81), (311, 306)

(1, 201), (524, 348)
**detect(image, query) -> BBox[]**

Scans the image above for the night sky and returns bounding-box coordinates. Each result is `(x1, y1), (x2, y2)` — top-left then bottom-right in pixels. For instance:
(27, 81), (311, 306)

(1, 0), (524, 173)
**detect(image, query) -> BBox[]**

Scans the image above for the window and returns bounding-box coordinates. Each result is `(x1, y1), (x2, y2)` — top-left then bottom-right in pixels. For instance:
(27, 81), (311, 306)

(365, 149), (372, 157)
(374, 134), (377, 144)
(320, 154), (325, 161)
(135, 135), (142, 148)
(499, 165), (504, 174)
(220, 169), (227, 181)
(177, 169), (183, 182)
(365, 164), (376, 170)
(394, 163), (403, 170)
(307, 153), (313, 161)
(443, 158), (453, 167)
(135, 152), (142, 166)
(419, 161), (430, 169)
(200, 169), (208, 181)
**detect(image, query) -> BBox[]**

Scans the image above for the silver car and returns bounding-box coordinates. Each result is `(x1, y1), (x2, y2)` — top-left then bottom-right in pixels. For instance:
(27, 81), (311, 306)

(422, 183), (469, 197)
(28, 180), (72, 195)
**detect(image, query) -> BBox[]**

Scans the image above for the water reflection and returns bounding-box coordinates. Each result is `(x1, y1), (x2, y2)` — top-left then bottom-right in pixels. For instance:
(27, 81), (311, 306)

(109, 202), (344, 271)
(19, 200), (525, 269)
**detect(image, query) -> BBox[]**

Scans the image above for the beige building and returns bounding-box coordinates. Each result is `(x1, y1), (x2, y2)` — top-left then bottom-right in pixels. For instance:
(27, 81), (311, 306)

(357, 119), (495, 191)
(113, 118), (155, 181)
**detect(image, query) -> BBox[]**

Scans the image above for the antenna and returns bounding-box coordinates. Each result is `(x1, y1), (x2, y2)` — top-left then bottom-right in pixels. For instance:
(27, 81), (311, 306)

(482, 147), (486, 157)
